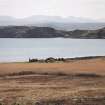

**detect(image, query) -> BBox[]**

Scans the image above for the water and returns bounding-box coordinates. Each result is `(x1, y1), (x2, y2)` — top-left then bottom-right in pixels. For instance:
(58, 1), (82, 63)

(0, 38), (105, 62)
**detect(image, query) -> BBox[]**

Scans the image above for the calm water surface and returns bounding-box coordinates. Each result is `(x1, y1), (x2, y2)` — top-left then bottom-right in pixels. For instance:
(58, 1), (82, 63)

(0, 38), (105, 62)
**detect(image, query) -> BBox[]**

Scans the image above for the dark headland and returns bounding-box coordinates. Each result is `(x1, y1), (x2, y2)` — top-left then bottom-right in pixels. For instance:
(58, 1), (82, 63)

(0, 26), (105, 38)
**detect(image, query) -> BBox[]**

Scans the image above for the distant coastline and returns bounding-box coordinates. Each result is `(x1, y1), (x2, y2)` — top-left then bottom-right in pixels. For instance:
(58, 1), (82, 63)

(0, 26), (105, 38)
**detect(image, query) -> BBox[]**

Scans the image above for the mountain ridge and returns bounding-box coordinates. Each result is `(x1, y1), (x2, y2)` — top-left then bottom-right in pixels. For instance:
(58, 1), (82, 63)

(0, 15), (105, 31)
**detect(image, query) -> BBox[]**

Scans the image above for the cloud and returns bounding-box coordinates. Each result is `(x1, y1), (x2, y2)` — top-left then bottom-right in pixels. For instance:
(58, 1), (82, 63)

(0, 0), (105, 19)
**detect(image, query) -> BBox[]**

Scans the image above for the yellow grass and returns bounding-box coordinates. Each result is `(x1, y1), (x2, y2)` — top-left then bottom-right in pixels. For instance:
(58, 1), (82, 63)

(0, 57), (105, 104)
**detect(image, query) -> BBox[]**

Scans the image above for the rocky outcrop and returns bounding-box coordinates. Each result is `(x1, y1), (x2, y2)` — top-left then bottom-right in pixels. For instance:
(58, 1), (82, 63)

(29, 56), (105, 63)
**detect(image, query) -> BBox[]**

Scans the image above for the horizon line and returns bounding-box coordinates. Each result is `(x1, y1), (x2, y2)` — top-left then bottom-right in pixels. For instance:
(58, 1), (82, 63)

(0, 15), (103, 20)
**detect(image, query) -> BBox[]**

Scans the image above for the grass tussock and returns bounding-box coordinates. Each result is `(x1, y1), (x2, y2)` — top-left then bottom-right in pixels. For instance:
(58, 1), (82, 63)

(75, 73), (101, 78)
(0, 71), (102, 79)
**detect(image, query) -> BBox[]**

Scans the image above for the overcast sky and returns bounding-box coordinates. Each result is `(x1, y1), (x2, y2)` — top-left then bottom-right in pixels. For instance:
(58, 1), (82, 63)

(0, 0), (105, 19)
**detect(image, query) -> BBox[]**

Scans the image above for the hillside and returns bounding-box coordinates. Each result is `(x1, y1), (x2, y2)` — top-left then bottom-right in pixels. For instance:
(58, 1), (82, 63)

(0, 26), (64, 38)
(0, 26), (105, 38)
(66, 27), (105, 38)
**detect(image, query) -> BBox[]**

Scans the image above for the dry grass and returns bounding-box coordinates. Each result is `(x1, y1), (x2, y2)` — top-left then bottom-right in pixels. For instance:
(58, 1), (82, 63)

(0, 57), (105, 75)
(0, 57), (105, 104)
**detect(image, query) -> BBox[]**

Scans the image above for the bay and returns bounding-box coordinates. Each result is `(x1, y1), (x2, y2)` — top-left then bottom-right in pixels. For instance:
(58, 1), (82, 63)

(0, 38), (105, 62)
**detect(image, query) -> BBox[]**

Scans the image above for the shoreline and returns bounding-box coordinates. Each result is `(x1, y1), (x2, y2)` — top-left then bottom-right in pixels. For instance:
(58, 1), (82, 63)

(0, 55), (105, 75)
(0, 55), (105, 64)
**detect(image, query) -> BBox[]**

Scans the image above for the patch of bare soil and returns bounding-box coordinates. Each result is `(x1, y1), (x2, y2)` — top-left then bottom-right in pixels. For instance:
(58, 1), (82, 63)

(0, 73), (104, 105)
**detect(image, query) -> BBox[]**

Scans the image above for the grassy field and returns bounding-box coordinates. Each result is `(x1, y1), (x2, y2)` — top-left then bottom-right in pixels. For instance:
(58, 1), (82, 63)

(0, 57), (105, 105)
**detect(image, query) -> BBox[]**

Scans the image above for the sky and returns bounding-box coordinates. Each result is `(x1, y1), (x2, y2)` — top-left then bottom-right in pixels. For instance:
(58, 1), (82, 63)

(0, 0), (105, 19)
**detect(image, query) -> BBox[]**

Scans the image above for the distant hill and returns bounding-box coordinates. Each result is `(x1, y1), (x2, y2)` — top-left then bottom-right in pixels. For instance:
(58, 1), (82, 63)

(0, 26), (65, 38)
(0, 26), (105, 38)
(65, 27), (105, 38)
(0, 16), (105, 31)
